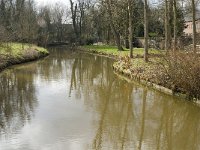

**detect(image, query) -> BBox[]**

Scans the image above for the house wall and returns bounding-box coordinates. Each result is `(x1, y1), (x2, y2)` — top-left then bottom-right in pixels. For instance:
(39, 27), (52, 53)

(184, 20), (200, 35)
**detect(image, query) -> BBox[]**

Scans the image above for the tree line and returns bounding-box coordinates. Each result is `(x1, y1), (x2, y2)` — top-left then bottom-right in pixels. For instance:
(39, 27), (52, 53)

(0, 0), (72, 47)
(69, 0), (200, 61)
(0, 0), (199, 59)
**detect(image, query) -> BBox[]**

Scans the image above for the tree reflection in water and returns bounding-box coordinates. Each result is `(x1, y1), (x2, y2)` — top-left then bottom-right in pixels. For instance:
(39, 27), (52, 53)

(68, 52), (200, 150)
(0, 67), (37, 136)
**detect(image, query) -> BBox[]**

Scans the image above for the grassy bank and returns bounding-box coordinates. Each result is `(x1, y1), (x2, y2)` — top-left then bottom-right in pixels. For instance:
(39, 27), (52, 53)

(0, 43), (49, 72)
(81, 45), (166, 87)
(80, 45), (164, 87)
(81, 45), (163, 58)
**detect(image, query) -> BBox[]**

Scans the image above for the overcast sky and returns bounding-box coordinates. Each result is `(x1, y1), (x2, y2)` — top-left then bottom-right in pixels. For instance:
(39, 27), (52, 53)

(35, 0), (70, 7)
(34, 0), (159, 7)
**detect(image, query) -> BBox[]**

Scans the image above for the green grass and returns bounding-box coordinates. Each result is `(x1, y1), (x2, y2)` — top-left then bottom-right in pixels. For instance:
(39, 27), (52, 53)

(32, 45), (48, 53)
(0, 43), (48, 57)
(82, 45), (164, 56)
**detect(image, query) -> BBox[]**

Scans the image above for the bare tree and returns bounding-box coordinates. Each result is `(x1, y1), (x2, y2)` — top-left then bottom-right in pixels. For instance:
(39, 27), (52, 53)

(105, 0), (123, 51)
(78, 0), (85, 44)
(51, 3), (65, 42)
(165, 0), (170, 51)
(192, 0), (196, 53)
(69, 0), (79, 44)
(173, 0), (177, 52)
(128, 0), (133, 58)
(144, 0), (148, 62)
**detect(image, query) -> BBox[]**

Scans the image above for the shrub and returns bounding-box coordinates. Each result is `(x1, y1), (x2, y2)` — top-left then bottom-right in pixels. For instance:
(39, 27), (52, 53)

(158, 52), (200, 100)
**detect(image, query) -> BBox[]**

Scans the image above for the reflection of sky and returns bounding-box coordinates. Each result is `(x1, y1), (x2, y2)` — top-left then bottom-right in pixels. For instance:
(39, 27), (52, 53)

(0, 75), (95, 150)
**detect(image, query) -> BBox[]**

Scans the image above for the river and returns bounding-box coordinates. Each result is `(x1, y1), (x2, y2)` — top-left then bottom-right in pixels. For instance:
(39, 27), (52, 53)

(0, 47), (200, 150)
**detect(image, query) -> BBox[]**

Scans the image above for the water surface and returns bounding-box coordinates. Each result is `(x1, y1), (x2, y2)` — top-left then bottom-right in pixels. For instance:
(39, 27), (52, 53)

(0, 47), (200, 150)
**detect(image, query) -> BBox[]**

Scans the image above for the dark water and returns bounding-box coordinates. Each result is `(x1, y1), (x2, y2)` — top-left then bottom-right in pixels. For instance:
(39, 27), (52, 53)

(0, 47), (200, 150)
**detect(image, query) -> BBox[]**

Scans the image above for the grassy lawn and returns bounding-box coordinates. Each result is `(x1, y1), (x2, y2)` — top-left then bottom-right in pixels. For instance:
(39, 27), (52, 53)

(0, 43), (48, 57)
(82, 45), (164, 57)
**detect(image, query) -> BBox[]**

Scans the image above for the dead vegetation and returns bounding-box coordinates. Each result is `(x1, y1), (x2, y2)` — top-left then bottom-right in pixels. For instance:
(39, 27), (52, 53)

(158, 52), (200, 100)
(113, 52), (200, 100)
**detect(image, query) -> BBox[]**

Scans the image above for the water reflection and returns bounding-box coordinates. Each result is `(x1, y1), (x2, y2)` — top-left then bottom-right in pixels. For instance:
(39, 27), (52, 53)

(0, 48), (199, 150)
(0, 67), (37, 136)
(68, 51), (200, 150)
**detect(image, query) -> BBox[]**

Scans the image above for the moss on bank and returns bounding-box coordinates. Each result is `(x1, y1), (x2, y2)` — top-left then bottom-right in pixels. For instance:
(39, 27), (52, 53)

(0, 43), (49, 72)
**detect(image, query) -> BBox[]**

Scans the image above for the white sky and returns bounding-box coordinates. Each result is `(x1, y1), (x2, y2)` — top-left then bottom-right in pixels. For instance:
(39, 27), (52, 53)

(34, 0), (162, 10)
(35, 0), (70, 7)
(35, 0), (159, 7)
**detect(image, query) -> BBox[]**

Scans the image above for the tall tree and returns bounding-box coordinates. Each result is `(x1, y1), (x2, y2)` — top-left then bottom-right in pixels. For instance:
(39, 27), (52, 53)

(105, 0), (123, 51)
(144, 0), (148, 62)
(192, 0), (196, 53)
(69, 0), (79, 44)
(128, 0), (133, 58)
(78, 0), (85, 44)
(173, 0), (177, 52)
(165, 0), (170, 51)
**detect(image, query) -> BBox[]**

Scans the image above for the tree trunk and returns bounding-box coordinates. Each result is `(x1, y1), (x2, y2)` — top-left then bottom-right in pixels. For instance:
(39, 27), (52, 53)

(144, 0), (148, 62)
(173, 0), (177, 52)
(79, 1), (85, 45)
(115, 32), (123, 51)
(106, 27), (110, 45)
(69, 0), (79, 44)
(165, 0), (170, 51)
(128, 0), (133, 58)
(192, 0), (196, 53)
(168, 0), (173, 50)
(106, 0), (123, 51)
(125, 23), (129, 49)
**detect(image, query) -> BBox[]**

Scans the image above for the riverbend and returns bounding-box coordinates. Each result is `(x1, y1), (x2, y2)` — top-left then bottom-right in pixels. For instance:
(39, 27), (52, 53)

(0, 47), (200, 150)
